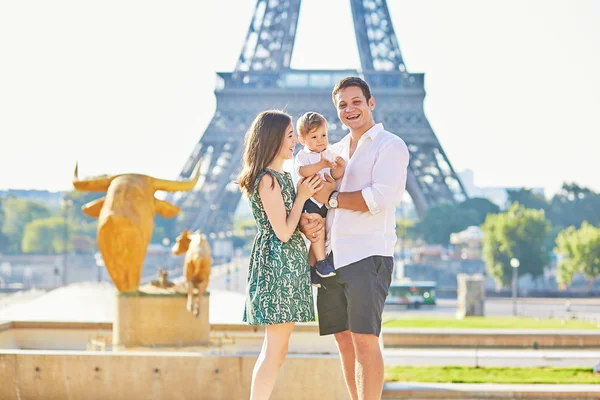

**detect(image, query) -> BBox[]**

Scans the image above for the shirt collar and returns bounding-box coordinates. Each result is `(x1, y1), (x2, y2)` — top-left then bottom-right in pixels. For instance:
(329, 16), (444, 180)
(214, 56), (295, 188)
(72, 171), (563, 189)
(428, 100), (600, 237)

(340, 123), (384, 144)
(303, 145), (322, 154)
(365, 123), (384, 140)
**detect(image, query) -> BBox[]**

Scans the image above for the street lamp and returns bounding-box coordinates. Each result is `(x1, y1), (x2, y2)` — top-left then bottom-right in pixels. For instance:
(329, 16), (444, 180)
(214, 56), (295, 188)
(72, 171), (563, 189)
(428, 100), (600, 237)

(510, 257), (520, 316)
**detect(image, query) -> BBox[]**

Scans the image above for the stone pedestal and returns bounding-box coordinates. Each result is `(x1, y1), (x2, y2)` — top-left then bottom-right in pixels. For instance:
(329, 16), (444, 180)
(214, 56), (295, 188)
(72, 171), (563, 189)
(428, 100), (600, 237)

(456, 274), (485, 318)
(113, 291), (210, 348)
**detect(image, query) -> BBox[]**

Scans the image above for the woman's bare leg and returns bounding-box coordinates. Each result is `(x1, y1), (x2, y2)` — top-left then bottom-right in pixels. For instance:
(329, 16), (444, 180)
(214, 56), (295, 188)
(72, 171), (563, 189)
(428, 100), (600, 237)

(250, 322), (295, 400)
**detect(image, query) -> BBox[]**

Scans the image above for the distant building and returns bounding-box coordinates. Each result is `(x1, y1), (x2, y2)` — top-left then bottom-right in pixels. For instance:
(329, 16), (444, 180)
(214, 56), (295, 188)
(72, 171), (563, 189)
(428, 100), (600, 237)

(450, 226), (483, 260)
(458, 169), (545, 209)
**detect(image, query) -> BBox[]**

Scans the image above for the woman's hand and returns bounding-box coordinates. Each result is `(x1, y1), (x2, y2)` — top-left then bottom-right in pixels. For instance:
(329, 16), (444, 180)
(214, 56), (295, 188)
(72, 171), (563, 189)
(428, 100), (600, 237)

(300, 213), (324, 242)
(297, 174), (323, 201)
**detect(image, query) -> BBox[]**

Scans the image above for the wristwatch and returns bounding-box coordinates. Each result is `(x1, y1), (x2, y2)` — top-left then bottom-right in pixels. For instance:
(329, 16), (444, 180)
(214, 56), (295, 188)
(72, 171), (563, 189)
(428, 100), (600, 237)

(327, 191), (339, 209)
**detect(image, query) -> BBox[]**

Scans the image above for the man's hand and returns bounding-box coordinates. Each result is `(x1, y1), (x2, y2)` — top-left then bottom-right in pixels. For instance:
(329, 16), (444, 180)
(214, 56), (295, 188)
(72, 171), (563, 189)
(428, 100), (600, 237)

(312, 174), (337, 205)
(299, 213), (324, 243)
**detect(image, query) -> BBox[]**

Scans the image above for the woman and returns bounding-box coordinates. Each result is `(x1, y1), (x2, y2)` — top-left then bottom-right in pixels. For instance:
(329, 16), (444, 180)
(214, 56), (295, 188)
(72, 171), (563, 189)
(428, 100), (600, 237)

(237, 110), (322, 399)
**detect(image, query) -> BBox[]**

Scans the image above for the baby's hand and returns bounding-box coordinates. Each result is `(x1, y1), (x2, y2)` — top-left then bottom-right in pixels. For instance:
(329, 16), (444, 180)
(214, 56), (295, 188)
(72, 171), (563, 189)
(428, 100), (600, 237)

(333, 156), (345, 169)
(319, 152), (336, 169)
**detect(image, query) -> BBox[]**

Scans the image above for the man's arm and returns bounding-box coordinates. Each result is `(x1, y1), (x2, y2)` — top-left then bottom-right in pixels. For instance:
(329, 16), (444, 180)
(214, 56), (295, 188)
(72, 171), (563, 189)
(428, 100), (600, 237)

(312, 139), (409, 213)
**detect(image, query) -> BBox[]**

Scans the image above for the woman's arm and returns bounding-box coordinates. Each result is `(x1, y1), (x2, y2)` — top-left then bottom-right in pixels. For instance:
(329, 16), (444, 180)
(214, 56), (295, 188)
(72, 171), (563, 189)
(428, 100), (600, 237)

(258, 174), (321, 243)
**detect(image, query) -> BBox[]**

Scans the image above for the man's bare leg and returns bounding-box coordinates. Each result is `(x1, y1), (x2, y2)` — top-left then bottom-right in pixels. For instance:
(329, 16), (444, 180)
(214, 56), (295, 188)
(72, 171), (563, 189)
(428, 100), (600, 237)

(352, 332), (384, 400)
(334, 330), (358, 400)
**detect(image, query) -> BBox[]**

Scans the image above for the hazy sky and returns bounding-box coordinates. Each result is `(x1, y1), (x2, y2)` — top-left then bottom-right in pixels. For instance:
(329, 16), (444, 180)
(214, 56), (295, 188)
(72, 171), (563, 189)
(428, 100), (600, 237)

(1, 0), (598, 197)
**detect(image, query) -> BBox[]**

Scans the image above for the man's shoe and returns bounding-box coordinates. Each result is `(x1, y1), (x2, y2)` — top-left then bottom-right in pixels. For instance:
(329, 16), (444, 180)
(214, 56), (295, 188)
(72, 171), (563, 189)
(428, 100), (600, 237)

(315, 259), (336, 278)
(311, 268), (321, 288)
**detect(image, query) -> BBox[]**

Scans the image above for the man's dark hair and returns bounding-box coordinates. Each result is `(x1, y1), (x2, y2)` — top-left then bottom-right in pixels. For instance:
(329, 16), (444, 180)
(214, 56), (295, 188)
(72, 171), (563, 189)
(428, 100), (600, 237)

(331, 76), (372, 103)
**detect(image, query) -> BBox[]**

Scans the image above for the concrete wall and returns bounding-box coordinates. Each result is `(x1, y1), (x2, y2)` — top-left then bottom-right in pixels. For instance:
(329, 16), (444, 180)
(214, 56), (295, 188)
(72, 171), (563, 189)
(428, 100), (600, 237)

(0, 322), (339, 354)
(383, 328), (600, 348)
(0, 351), (347, 400)
(4, 321), (600, 352)
(0, 322), (111, 351)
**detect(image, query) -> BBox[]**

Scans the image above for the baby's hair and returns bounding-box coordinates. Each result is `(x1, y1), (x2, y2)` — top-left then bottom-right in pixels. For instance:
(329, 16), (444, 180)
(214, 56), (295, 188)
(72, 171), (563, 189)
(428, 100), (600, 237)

(296, 112), (327, 137)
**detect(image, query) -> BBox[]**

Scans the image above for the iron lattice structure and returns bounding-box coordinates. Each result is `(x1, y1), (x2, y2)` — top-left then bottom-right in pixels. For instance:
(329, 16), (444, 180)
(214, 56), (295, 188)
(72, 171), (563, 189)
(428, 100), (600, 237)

(171, 0), (468, 238)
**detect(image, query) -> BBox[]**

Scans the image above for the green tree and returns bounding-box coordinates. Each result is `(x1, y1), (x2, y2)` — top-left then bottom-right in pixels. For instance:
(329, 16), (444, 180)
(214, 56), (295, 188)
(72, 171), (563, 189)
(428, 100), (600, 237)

(554, 222), (600, 289)
(0, 198), (9, 253)
(64, 191), (103, 237)
(550, 183), (600, 228)
(21, 217), (70, 254)
(413, 204), (477, 245)
(413, 198), (499, 246)
(396, 218), (417, 241)
(481, 203), (551, 288)
(506, 188), (550, 212)
(63, 191), (104, 251)
(458, 197), (500, 221)
(1, 198), (52, 253)
(0, 198), (4, 225)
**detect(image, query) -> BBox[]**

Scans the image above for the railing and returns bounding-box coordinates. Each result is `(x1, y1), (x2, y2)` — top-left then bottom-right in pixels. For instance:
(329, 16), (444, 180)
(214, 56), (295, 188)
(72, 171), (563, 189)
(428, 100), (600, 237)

(215, 69), (424, 90)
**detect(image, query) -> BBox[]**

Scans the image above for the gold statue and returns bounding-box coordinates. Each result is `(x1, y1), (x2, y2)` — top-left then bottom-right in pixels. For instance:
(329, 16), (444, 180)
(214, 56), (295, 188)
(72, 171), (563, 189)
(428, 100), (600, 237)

(72, 162), (201, 293)
(171, 229), (212, 317)
(150, 268), (175, 289)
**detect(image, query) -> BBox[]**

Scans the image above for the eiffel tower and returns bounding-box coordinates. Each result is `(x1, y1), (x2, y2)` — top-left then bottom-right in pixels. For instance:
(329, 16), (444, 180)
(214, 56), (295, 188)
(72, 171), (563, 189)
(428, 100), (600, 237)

(171, 0), (468, 238)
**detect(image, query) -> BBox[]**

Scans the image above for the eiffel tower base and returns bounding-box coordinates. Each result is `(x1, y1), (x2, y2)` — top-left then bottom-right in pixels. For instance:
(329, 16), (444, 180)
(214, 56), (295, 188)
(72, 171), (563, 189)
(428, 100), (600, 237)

(113, 291), (210, 348)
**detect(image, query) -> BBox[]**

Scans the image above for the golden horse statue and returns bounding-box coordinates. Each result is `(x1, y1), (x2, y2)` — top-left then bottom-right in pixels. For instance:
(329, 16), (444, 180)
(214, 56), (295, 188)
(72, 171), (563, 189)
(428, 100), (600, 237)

(171, 229), (212, 317)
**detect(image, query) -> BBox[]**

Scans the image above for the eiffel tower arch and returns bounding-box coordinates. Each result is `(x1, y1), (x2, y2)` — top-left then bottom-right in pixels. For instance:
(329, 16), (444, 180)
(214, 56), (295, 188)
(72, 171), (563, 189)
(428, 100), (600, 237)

(171, 0), (468, 238)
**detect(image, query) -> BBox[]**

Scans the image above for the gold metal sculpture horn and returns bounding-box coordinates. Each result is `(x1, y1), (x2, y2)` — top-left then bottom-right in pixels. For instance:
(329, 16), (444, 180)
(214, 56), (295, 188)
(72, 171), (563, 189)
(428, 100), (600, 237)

(153, 160), (202, 192)
(72, 162), (114, 192)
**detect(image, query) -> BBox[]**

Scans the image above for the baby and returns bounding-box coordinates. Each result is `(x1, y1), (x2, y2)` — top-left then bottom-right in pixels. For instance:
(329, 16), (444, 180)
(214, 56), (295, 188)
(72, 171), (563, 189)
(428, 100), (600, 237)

(295, 112), (345, 287)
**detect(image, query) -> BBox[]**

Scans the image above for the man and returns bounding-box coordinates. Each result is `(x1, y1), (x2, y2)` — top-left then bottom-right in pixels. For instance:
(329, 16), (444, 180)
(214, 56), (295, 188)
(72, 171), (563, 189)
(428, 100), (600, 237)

(300, 76), (409, 400)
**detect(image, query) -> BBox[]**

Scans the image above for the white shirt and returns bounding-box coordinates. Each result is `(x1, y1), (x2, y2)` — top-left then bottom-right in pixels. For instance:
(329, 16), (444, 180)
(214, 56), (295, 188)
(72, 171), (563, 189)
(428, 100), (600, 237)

(325, 123), (409, 270)
(295, 146), (336, 207)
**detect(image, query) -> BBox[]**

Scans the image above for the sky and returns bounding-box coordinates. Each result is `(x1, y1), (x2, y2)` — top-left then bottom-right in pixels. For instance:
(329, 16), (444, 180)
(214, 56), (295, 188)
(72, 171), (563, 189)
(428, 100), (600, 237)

(0, 0), (599, 198)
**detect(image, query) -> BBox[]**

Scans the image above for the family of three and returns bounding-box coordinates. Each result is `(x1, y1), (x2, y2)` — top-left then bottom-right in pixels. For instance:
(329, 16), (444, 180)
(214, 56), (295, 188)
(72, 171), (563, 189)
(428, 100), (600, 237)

(237, 77), (410, 400)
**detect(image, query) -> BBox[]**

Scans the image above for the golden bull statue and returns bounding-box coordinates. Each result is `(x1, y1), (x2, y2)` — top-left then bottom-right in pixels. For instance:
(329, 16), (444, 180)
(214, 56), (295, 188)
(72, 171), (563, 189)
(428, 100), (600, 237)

(72, 162), (201, 293)
(171, 229), (212, 317)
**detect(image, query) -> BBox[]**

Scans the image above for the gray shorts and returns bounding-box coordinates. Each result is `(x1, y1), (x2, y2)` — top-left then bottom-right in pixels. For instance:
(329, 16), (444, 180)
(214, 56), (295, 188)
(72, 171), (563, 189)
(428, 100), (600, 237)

(316, 253), (393, 337)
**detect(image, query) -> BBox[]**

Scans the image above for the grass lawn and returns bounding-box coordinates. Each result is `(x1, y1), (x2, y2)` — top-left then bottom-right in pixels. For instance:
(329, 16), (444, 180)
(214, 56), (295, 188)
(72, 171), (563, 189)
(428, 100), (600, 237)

(382, 316), (599, 330)
(385, 366), (600, 384)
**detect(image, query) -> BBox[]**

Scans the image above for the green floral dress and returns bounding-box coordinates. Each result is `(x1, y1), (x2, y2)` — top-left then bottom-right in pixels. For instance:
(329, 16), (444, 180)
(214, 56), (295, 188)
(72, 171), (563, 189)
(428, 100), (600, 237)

(243, 169), (315, 325)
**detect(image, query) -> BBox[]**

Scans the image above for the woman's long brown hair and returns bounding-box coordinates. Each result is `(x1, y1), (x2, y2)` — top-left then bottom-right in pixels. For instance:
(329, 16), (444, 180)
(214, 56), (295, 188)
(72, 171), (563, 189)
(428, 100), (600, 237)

(237, 110), (292, 197)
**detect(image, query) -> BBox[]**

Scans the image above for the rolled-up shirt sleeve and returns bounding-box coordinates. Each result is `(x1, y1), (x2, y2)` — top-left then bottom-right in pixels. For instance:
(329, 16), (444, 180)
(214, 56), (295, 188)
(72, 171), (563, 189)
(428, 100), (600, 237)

(294, 150), (310, 176)
(361, 138), (410, 215)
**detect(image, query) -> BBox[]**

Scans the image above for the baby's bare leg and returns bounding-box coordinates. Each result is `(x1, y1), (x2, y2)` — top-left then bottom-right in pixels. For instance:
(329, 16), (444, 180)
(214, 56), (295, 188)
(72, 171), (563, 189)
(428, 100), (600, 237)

(313, 230), (326, 262)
